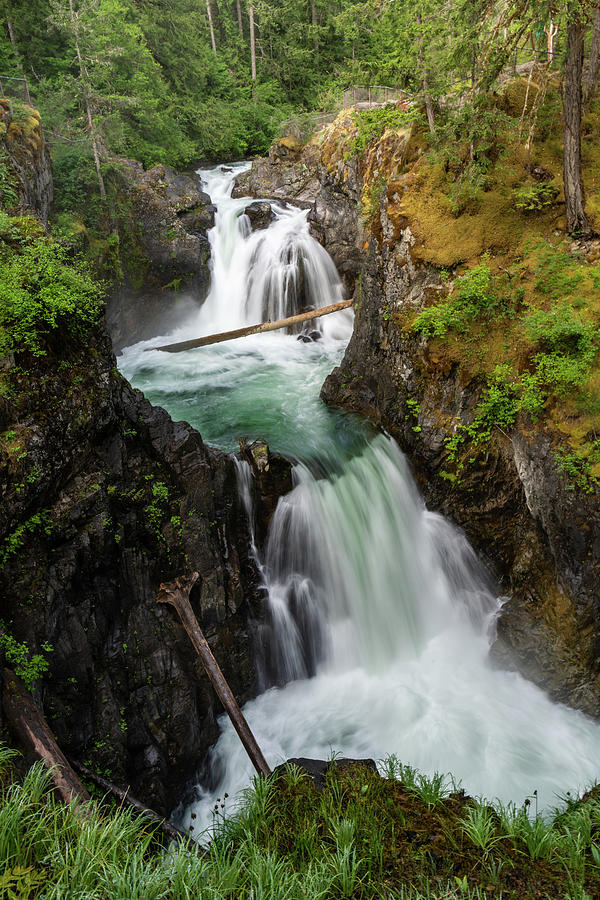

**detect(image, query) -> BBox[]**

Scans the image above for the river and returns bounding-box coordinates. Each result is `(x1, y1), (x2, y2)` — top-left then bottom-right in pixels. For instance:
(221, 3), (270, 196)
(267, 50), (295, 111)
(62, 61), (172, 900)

(119, 163), (600, 841)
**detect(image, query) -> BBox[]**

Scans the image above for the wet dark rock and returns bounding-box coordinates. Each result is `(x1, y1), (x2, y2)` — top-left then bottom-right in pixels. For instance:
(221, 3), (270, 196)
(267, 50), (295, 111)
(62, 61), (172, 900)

(243, 201), (275, 231)
(178, 199), (216, 235)
(296, 330), (322, 343)
(107, 162), (215, 351)
(237, 439), (293, 549)
(0, 326), (268, 816)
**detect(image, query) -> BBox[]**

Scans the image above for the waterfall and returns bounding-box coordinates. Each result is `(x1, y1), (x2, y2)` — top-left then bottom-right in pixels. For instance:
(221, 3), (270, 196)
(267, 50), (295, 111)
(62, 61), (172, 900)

(260, 436), (499, 686)
(118, 165), (600, 842)
(195, 164), (352, 340)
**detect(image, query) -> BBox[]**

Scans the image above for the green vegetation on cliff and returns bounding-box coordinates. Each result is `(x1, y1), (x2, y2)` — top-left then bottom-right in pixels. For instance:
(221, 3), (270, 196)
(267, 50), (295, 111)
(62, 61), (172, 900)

(324, 63), (600, 493)
(0, 212), (102, 357)
(3, 749), (600, 899)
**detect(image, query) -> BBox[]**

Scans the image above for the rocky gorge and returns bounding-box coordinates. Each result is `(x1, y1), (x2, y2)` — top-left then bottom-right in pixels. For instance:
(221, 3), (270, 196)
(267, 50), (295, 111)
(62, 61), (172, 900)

(0, 107), (290, 815)
(235, 110), (600, 720)
(4, 90), (600, 828)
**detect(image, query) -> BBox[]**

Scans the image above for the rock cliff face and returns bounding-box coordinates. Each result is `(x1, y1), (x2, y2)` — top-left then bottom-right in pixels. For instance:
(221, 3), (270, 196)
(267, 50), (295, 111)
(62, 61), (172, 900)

(0, 112), (275, 815)
(0, 100), (52, 221)
(107, 162), (215, 351)
(241, 120), (600, 718)
(0, 332), (263, 814)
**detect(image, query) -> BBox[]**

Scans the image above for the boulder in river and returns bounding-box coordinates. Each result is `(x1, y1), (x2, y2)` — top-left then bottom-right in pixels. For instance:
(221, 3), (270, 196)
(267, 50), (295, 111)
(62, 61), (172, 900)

(243, 201), (275, 231)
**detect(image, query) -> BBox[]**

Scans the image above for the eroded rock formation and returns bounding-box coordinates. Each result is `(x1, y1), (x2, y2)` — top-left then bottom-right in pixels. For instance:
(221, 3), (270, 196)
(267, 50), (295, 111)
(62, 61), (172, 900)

(107, 162), (215, 351)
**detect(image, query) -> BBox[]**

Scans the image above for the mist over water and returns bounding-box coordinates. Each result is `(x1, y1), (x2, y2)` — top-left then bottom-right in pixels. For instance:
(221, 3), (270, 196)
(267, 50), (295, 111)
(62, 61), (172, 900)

(119, 165), (600, 843)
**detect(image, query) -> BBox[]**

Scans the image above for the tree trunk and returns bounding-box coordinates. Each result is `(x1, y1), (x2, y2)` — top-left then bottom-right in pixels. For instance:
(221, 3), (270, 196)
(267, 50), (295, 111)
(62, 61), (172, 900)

(416, 13), (435, 134)
(155, 574), (271, 777)
(149, 299), (353, 353)
(5, 15), (30, 103)
(249, 3), (256, 87)
(563, 14), (593, 236)
(68, 0), (106, 201)
(236, 0), (243, 38)
(2, 668), (90, 809)
(311, 1), (318, 53)
(584, 5), (600, 101)
(205, 0), (217, 56)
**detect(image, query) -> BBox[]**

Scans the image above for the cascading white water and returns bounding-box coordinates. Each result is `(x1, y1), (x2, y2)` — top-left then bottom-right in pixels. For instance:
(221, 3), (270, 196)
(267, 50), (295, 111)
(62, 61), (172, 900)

(118, 165), (600, 844)
(194, 164), (351, 339)
(260, 436), (498, 687)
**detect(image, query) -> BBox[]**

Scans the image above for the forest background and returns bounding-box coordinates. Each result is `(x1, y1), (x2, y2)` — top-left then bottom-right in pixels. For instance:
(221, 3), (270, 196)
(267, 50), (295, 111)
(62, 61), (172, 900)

(3, 0), (600, 241)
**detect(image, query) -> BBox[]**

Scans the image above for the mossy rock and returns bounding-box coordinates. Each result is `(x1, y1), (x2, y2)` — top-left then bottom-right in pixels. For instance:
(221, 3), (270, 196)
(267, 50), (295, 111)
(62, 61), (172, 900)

(278, 134), (303, 152)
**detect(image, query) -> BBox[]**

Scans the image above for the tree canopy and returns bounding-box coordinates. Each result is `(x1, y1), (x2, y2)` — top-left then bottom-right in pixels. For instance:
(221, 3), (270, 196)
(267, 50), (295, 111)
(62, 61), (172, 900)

(1, 0), (600, 236)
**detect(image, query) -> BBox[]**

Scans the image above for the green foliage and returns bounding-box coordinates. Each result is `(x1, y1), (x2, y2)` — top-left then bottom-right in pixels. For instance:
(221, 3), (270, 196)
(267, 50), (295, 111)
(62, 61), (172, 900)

(144, 480), (170, 537)
(0, 751), (599, 898)
(460, 805), (503, 856)
(348, 105), (422, 157)
(0, 511), (53, 568)
(554, 443), (600, 493)
(0, 230), (103, 357)
(412, 264), (501, 338)
(514, 181), (559, 213)
(0, 864), (48, 899)
(525, 305), (597, 394)
(0, 631), (53, 689)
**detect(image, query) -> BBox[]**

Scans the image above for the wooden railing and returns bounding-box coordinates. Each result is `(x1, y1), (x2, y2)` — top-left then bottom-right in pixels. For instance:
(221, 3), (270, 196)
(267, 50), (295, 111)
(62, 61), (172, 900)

(0, 73), (31, 104)
(342, 85), (410, 108)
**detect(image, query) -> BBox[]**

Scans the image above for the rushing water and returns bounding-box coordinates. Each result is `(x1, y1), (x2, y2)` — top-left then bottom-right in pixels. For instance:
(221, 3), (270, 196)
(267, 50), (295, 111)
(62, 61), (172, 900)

(120, 164), (600, 841)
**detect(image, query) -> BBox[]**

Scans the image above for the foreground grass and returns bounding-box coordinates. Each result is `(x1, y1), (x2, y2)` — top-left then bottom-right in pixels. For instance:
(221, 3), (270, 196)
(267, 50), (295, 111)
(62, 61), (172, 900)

(2, 747), (600, 898)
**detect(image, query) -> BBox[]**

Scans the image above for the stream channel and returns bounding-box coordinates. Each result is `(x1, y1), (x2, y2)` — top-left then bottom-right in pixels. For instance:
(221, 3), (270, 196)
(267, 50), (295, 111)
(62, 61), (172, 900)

(120, 163), (600, 840)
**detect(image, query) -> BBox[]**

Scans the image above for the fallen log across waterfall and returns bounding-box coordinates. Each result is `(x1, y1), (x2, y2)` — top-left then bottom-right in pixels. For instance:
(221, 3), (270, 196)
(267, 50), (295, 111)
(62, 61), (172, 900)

(155, 572), (271, 777)
(2, 667), (90, 809)
(146, 298), (354, 353)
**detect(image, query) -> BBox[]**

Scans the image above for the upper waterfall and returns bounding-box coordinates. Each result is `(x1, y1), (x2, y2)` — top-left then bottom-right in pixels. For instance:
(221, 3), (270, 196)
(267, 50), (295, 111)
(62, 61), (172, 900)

(195, 163), (352, 341)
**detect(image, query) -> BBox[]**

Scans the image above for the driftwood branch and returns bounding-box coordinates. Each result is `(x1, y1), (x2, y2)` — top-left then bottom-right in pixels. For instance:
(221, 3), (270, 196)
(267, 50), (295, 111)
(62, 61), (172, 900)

(146, 299), (354, 354)
(2, 667), (90, 808)
(155, 573), (271, 777)
(70, 760), (200, 847)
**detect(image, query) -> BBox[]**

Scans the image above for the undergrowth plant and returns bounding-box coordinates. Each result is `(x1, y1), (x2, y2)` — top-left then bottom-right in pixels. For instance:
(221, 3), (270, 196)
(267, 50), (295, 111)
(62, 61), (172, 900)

(0, 747), (599, 898)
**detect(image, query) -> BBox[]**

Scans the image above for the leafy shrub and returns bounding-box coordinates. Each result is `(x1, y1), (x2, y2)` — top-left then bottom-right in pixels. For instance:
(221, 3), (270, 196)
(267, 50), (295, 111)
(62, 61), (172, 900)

(0, 233), (103, 357)
(412, 264), (499, 337)
(514, 181), (558, 213)
(0, 628), (52, 688)
(525, 305), (598, 393)
(348, 105), (422, 157)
